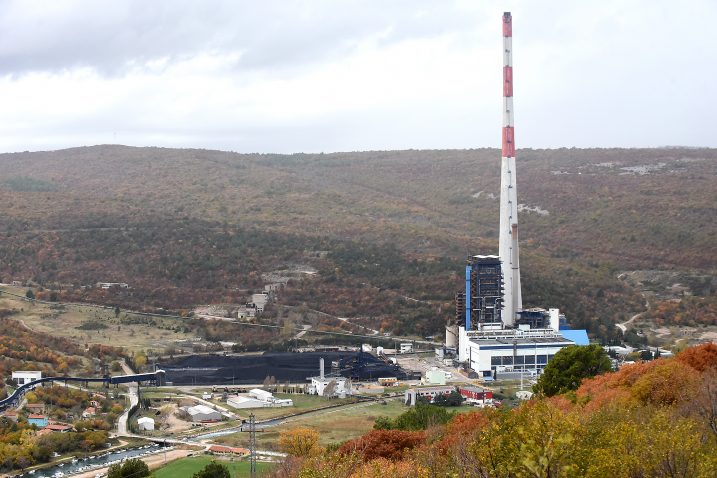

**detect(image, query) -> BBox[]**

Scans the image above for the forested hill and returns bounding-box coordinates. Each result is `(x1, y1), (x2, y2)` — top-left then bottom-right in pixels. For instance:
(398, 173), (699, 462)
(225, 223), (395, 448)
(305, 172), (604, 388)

(0, 146), (714, 340)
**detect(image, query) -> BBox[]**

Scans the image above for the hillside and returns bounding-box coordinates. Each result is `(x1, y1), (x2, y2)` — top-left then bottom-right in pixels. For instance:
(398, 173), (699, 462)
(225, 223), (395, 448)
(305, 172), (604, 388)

(282, 344), (717, 477)
(0, 146), (714, 343)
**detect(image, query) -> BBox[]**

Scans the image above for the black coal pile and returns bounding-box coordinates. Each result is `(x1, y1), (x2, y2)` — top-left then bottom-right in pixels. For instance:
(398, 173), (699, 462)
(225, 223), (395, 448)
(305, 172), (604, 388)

(159, 351), (414, 385)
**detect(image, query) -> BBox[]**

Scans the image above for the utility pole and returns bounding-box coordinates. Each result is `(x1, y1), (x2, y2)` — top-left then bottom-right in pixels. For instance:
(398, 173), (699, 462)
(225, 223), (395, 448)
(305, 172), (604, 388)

(248, 413), (257, 478)
(239, 411), (263, 476)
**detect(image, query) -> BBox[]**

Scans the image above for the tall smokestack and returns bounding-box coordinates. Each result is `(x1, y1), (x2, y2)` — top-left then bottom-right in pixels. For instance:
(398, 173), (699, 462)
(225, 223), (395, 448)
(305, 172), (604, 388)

(499, 12), (522, 326)
(320, 358), (325, 379)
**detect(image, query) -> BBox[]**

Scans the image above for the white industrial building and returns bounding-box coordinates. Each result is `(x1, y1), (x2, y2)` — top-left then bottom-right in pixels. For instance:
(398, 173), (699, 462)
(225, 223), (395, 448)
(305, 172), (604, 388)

(310, 376), (351, 398)
(424, 369), (448, 385)
(457, 312), (576, 378)
(226, 389), (293, 409)
(184, 404), (222, 422)
(12, 371), (42, 385)
(137, 417), (155, 431)
(404, 386), (455, 406)
(308, 358), (351, 398)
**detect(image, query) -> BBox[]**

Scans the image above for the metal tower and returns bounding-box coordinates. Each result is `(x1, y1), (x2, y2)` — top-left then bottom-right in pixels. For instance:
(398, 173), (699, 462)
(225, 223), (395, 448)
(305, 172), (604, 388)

(249, 413), (257, 478)
(499, 11), (522, 326)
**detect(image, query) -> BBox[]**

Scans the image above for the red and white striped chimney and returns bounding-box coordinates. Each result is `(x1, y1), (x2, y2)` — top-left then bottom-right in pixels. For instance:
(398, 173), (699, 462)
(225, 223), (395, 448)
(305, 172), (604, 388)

(502, 12), (514, 157)
(498, 12), (522, 327)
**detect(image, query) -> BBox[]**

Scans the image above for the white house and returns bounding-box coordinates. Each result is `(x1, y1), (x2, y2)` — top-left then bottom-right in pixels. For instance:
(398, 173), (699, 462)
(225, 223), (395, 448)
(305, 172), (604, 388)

(185, 404), (222, 422)
(400, 343), (413, 354)
(12, 371), (42, 385)
(137, 417), (155, 431)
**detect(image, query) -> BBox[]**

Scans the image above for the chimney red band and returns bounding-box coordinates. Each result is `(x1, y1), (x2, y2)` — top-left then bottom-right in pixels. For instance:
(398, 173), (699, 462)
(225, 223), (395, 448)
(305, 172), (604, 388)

(503, 66), (513, 97)
(502, 126), (515, 157)
(503, 13), (512, 37)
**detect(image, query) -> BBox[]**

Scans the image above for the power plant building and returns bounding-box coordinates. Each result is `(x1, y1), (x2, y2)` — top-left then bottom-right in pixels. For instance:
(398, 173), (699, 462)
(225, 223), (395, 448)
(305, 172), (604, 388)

(452, 12), (587, 378)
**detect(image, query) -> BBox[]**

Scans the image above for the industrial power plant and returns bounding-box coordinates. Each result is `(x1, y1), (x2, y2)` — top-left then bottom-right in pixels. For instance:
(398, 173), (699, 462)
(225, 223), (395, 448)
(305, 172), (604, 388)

(447, 12), (588, 379)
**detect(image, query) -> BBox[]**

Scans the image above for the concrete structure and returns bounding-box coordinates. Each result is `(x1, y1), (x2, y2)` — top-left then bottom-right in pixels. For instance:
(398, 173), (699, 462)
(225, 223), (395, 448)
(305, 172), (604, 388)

(499, 11), (522, 326)
(445, 325), (458, 348)
(251, 293), (269, 312)
(185, 404), (221, 422)
(400, 343), (413, 354)
(12, 371), (41, 385)
(404, 386), (455, 406)
(361, 344), (373, 353)
(237, 305), (257, 320)
(137, 416), (155, 431)
(458, 385), (494, 406)
(425, 369), (448, 385)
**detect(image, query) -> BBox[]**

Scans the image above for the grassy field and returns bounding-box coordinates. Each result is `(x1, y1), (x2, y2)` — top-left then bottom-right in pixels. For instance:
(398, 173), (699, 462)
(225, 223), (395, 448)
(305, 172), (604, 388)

(153, 455), (273, 478)
(209, 398), (479, 449)
(0, 285), (195, 352)
(228, 393), (357, 421)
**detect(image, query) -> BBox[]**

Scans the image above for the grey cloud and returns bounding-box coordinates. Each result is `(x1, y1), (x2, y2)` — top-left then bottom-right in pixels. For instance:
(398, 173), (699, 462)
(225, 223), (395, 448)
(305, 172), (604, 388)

(0, 0), (478, 76)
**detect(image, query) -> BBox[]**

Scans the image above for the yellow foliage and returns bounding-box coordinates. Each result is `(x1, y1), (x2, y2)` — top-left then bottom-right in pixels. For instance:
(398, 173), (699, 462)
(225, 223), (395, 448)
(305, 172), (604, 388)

(279, 427), (323, 458)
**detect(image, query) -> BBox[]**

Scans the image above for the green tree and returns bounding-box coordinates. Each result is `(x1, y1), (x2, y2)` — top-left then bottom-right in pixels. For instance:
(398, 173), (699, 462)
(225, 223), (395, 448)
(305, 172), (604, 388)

(192, 461), (230, 478)
(107, 459), (149, 478)
(25, 289), (35, 300)
(390, 403), (453, 430)
(534, 344), (611, 397)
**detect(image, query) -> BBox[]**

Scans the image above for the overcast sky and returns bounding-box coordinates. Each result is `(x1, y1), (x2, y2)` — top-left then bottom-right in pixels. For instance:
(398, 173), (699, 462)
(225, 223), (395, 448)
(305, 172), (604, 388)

(0, 0), (715, 154)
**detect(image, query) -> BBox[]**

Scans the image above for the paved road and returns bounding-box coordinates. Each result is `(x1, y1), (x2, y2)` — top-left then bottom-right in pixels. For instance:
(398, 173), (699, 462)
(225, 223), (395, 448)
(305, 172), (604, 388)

(116, 360), (138, 436)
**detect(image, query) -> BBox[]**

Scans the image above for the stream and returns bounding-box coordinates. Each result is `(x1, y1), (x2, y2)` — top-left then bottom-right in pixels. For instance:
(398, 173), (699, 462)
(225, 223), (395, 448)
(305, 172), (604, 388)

(16, 443), (171, 478)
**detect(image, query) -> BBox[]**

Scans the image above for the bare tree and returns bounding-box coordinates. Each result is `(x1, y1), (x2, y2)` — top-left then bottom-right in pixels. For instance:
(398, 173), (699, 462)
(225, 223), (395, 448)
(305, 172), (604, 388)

(692, 368), (717, 436)
(323, 380), (337, 398)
